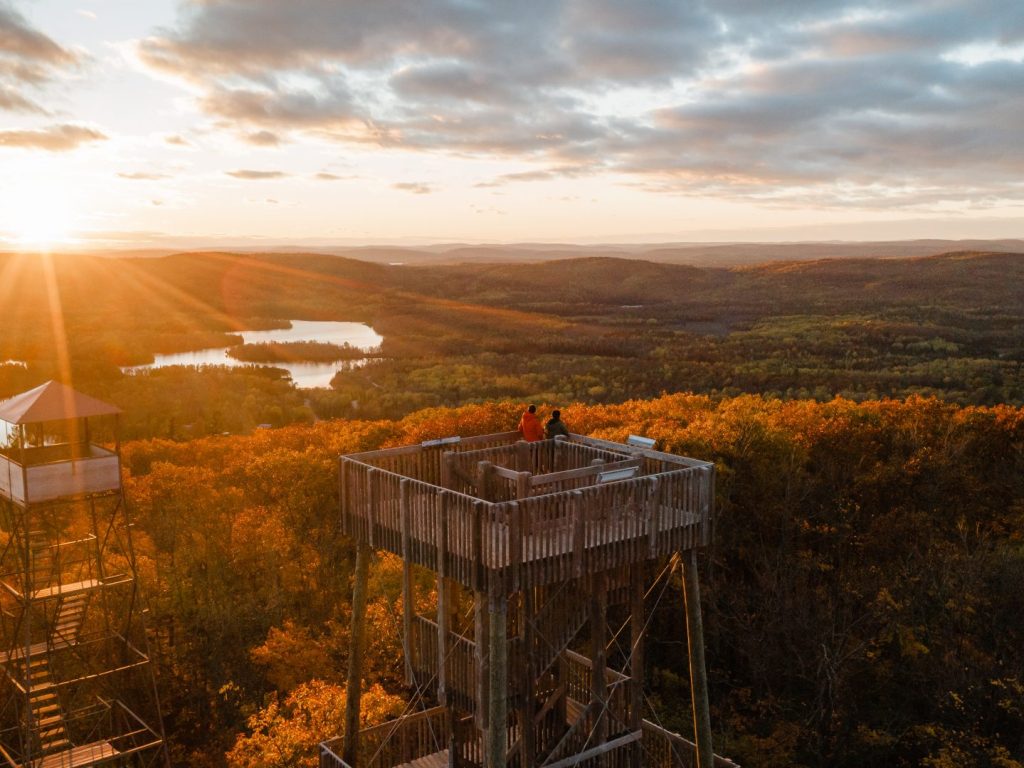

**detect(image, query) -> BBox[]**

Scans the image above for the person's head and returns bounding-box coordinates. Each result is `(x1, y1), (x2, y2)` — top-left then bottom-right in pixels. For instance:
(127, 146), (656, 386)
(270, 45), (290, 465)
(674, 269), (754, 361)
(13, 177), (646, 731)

(552, 409), (561, 420)
(528, 404), (536, 414)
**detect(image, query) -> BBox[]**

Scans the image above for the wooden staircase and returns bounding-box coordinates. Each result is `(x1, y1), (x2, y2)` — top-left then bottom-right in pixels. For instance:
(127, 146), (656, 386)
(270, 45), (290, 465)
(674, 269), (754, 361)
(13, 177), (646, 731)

(529, 585), (589, 679)
(529, 573), (630, 680)
(13, 531), (93, 762)
(27, 656), (71, 758)
(53, 593), (89, 644)
(28, 530), (54, 593)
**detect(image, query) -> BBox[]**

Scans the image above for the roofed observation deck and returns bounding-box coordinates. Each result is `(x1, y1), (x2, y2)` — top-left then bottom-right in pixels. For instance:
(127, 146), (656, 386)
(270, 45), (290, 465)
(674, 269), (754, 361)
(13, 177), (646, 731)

(0, 381), (122, 505)
(340, 431), (714, 594)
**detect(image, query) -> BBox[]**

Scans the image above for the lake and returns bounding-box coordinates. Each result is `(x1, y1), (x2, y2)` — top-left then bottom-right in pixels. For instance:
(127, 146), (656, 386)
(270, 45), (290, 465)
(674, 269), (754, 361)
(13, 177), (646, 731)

(123, 320), (383, 388)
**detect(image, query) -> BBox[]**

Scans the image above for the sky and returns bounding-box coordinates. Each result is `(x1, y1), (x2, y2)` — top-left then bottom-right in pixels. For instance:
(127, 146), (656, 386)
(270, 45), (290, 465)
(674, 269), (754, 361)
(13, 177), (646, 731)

(1, 0), (1023, 248)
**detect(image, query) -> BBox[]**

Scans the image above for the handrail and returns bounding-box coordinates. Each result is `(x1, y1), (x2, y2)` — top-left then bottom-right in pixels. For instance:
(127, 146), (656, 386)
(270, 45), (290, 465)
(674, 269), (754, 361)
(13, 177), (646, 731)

(341, 457), (486, 508)
(641, 718), (740, 768)
(320, 705), (451, 768)
(319, 738), (352, 768)
(1, 443), (116, 469)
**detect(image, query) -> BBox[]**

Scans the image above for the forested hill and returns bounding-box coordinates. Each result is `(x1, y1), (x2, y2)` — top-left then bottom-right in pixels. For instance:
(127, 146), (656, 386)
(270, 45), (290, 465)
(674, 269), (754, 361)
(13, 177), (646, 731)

(122, 394), (1024, 768)
(386, 251), (1024, 311)
(1, 249), (1023, 439)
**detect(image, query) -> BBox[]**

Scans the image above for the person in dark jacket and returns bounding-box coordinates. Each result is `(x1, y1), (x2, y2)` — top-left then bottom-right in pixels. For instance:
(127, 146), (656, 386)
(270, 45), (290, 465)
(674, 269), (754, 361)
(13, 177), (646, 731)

(545, 409), (570, 439)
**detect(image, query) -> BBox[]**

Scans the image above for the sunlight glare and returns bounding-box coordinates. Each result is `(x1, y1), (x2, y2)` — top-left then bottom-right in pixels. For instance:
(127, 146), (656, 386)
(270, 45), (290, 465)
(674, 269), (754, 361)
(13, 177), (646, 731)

(0, 182), (76, 249)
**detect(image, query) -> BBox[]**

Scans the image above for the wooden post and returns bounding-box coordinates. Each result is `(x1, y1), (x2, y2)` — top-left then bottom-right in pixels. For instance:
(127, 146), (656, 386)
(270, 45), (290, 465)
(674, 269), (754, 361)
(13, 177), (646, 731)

(573, 491), (586, 579)
(486, 589), (508, 768)
(477, 460), (493, 502)
(475, 591), (490, 730)
(367, 469), (378, 548)
(437, 491), (450, 705)
(629, 564), (645, 768)
(400, 479), (414, 686)
(590, 572), (608, 753)
(519, 588), (536, 766)
(681, 550), (713, 768)
(647, 477), (661, 558)
(343, 542), (371, 767)
(339, 459), (348, 535)
(442, 451), (454, 490)
(516, 471), (531, 500)
(516, 440), (531, 473)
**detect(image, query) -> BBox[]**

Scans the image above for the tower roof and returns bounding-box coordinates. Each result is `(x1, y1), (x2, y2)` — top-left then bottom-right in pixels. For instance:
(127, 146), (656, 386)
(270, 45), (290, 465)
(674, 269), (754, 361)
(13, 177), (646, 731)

(0, 381), (121, 425)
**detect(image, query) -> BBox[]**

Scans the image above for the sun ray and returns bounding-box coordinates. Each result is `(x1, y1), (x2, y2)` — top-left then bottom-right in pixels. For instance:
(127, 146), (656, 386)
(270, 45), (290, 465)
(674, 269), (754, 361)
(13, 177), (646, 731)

(39, 254), (72, 382)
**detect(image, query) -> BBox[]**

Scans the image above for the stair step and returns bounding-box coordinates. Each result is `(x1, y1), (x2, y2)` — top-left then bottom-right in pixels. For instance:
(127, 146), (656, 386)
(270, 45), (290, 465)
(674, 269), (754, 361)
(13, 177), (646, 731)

(34, 704), (60, 716)
(37, 714), (63, 727)
(41, 739), (71, 753)
(39, 726), (66, 738)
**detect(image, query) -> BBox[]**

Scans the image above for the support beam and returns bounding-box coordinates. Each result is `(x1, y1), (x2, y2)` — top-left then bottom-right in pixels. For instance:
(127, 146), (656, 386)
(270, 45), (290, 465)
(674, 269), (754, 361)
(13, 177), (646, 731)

(343, 542), (371, 767)
(400, 480), (414, 686)
(519, 589), (536, 766)
(629, 564), (645, 768)
(474, 591), (490, 731)
(681, 550), (713, 768)
(590, 571), (608, 752)
(486, 591), (508, 768)
(436, 492), (450, 706)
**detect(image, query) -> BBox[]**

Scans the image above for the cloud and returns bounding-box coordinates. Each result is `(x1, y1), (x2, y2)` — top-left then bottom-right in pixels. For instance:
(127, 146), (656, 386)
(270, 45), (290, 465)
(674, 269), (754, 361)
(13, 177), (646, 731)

(393, 182), (432, 195)
(314, 172), (356, 181)
(0, 87), (43, 113)
(476, 165), (596, 188)
(0, 3), (82, 114)
(244, 129), (282, 146)
(225, 169), (288, 179)
(137, 0), (1024, 209)
(0, 123), (106, 151)
(118, 171), (170, 180)
(164, 134), (190, 146)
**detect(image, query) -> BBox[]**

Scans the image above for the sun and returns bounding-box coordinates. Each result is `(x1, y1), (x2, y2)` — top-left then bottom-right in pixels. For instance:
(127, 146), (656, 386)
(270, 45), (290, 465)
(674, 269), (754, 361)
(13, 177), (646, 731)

(0, 183), (76, 249)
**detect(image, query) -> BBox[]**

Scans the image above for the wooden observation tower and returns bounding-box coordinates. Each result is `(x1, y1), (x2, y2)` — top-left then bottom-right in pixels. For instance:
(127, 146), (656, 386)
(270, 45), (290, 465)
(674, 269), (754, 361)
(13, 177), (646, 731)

(0, 382), (167, 768)
(323, 430), (735, 768)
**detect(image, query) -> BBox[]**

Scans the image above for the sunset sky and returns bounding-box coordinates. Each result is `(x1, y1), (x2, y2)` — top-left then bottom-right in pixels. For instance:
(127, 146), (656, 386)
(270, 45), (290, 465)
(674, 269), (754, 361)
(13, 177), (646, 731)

(1, 0), (1023, 248)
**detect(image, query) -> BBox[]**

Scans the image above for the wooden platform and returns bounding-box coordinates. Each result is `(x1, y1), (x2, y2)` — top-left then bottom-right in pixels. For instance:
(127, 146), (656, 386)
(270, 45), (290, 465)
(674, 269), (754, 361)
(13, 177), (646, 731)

(394, 750), (448, 768)
(0, 636), (71, 663)
(31, 580), (100, 601)
(37, 740), (118, 768)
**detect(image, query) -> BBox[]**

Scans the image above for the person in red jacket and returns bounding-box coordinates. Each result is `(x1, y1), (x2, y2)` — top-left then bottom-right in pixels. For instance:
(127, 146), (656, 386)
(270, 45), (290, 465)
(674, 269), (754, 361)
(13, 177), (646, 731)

(517, 404), (545, 442)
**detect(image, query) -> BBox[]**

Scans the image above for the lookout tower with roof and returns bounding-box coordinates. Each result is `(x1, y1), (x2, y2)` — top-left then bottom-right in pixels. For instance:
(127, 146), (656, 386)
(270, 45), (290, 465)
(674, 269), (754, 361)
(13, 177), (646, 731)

(323, 430), (735, 768)
(0, 382), (167, 768)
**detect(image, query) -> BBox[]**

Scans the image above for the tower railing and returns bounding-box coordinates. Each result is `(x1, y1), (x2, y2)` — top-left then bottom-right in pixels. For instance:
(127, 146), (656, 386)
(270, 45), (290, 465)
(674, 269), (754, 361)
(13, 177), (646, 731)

(0, 445), (120, 504)
(341, 441), (712, 592)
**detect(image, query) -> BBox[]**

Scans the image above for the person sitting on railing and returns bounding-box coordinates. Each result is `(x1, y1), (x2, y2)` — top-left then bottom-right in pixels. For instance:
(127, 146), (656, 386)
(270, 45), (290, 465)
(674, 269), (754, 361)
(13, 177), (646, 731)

(517, 404), (545, 442)
(545, 410), (570, 439)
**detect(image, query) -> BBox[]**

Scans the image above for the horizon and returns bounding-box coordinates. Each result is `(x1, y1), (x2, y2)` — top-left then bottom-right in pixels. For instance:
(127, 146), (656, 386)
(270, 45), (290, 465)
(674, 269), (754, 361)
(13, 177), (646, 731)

(2, 1), (1024, 249)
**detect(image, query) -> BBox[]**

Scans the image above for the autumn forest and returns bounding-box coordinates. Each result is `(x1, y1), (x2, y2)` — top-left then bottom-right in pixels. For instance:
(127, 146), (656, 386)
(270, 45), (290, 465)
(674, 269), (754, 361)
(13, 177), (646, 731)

(1, 248), (1022, 767)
